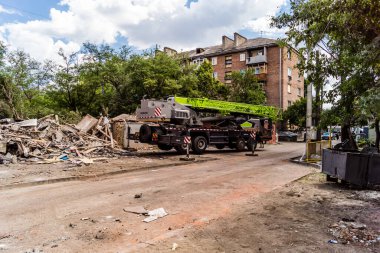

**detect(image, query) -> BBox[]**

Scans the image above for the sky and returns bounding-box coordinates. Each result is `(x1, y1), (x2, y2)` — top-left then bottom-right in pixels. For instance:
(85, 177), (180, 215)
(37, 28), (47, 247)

(0, 0), (288, 62)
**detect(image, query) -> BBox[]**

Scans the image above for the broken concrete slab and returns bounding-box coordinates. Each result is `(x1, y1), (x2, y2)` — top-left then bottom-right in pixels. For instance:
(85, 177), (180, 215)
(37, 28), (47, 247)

(16, 119), (38, 127)
(77, 157), (93, 165)
(0, 118), (13, 124)
(112, 114), (137, 122)
(0, 141), (6, 154)
(143, 208), (168, 223)
(123, 206), (148, 215)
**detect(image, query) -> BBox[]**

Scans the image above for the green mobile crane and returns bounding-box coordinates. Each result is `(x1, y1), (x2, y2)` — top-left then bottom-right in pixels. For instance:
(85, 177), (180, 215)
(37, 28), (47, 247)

(135, 96), (280, 154)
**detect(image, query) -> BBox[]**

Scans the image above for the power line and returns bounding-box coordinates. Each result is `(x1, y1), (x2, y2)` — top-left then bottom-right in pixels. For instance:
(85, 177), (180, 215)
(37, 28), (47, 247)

(0, 1), (49, 19)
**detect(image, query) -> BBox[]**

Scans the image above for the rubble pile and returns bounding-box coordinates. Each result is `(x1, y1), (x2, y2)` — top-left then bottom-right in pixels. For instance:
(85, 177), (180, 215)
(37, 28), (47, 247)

(328, 220), (380, 246)
(0, 114), (127, 165)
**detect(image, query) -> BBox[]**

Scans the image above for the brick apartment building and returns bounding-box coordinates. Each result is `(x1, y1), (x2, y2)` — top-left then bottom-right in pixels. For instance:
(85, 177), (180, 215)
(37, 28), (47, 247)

(164, 33), (304, 110)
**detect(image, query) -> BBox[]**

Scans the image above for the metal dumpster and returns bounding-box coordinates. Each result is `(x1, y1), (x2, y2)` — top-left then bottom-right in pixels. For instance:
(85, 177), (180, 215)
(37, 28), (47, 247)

(367, 153), (380, 186)
(322, 149), (378, 187)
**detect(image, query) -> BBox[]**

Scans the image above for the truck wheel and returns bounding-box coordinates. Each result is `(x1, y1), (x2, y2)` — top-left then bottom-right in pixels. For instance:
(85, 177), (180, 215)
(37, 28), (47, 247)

(236, 138), (246, 152)
(192, 136), (208, 154)
(139, 124), (152, 143)
(215, 144), (225, 150)
(174, 144), (187, 154)
(158, 144), (172, 151)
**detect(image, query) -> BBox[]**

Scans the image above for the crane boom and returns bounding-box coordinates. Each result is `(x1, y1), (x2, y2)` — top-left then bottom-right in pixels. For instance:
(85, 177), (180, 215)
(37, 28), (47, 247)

(174, 96), (281, 120)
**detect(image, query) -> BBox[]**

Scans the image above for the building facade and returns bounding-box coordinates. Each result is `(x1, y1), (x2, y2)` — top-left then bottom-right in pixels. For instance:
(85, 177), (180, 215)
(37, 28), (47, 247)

(164, 33), (304, 110)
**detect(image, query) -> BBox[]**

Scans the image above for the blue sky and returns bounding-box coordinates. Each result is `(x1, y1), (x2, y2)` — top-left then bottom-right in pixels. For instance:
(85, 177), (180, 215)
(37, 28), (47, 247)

(0, 0), (64, 23)
(0, 0), (288, 62)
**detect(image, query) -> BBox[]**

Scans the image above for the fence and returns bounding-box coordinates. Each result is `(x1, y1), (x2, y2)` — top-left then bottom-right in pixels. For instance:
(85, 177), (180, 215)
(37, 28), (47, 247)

(306, 140), (331, 162)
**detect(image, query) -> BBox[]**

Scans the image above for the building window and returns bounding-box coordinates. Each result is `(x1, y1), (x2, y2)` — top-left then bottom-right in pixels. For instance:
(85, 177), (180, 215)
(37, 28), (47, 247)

(240, 53), (246, 62)
(225, 55), (232, 68)
(298, 87), (302, 96)
(212, 57), (217, 66)
(287, 67), (292, 81)
(192, 58), (204, 66)
(287, 67), (292, 76)
(287, 84), (291, 93)
(213, 72), (218, 79)
(254, 67), (260, 74)
(288, 100), (292, 107)
(287, 49), (291, 60)
(225, 71), (232, 80)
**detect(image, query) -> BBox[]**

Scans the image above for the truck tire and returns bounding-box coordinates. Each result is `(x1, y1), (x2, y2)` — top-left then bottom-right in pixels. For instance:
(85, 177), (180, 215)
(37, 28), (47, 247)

(174, 144), (187, 154)
(236, 138), (246, 152)
(158, 143), (172, 151)
(192, 136), (208, 154)
(215, 144), (225, 150)
(139, 124), (152, 143)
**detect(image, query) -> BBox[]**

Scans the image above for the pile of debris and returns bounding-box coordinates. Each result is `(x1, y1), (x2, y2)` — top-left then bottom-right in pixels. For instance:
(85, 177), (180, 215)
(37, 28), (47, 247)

(328, 219), (380, 246)
(0, 114), (127, 165)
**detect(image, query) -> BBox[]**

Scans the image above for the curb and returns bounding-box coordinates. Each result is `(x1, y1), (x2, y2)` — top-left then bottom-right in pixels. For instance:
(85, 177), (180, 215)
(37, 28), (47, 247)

(289, 156), (321, 169)
(1, 157), (218, 190)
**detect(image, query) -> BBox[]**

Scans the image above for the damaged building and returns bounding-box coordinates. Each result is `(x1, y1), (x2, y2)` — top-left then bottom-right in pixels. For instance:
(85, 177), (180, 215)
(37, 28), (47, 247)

(164, 33), (305, 110)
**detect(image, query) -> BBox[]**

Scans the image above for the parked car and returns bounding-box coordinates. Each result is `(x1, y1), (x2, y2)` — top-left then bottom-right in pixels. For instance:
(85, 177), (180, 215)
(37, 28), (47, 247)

(278, 131), (298, 142)
(332, 130), (340, 140)
(322, 132), (337, 140)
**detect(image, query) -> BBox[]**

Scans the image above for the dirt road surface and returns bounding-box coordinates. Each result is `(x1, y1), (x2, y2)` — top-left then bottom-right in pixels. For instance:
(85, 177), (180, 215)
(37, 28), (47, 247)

(0, 142), (378, 252)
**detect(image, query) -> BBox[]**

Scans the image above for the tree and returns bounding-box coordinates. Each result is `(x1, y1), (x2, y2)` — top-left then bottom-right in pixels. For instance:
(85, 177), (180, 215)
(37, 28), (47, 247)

(356, 88), (380, 149)
(177, 63), (202, 98)
(194, 61), (227, 99)
(283, 98), (306, 128)
(272, 0), (380, 148)
(80, 43), (118, 115)
(49, 49), (81, 112)
(0, 47), (54, 119)
(229, 69), (266, 104)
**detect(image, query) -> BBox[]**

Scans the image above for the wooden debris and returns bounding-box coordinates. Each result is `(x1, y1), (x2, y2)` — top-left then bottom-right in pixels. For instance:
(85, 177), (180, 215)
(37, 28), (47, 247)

(76, 114), (98, 133)
(0, 114), (127, 164)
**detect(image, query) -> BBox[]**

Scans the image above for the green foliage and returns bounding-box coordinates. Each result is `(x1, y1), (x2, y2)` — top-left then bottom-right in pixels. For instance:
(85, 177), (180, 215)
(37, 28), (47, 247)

(0, 100), (12, 118)
(319, 108), (340, 130)
(0, 41), (265, 121)
(283, 98), (306, 127)
(56, 110), (83, 124)
(194, 61), (227, 99)
(356, 88), (380, 121)
(0, 49), (54, 119)
(272, 0), (380, 144)
(229, 69), (266, 105)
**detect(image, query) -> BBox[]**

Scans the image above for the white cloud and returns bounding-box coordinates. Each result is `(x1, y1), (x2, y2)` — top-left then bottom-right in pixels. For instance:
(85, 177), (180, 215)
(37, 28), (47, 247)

(0, 4), (19, 15)
(244, 16), (285, 37)
(0, 0), (287, 62)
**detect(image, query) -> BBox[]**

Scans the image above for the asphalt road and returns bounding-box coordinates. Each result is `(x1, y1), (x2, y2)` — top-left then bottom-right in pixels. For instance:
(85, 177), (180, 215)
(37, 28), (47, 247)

(0, 142), (312, 252)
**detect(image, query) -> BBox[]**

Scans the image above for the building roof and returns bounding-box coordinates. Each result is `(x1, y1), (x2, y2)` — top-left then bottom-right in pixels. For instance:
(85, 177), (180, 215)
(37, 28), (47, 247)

(184, 37), (279, 59)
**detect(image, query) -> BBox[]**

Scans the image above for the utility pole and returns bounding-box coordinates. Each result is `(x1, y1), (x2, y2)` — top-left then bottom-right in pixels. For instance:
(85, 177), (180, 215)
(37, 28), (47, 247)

(301, 50), (314, 162)
(306, 51), (313, 141)
(314, 50), (322, 141)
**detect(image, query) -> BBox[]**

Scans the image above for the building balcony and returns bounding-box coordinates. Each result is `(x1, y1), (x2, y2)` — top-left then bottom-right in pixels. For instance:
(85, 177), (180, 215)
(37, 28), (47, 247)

(246, 54), (267, 65)
(256, 73), (267, 81)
